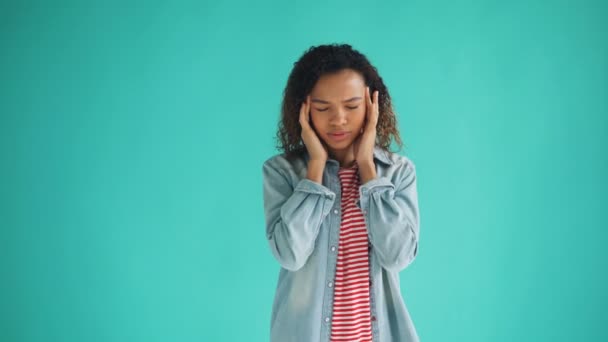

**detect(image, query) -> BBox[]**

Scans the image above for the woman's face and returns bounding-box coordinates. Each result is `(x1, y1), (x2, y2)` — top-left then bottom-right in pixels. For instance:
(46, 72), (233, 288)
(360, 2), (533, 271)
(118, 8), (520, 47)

(309, 68), (367, 155)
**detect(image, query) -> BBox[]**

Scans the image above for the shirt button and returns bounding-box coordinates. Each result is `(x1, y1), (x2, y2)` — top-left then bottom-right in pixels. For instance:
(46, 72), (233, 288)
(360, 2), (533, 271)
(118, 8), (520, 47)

(325, 317), (330, 323)
(328, 281), (333, 288)
(333, 209), (339, 214)
(362, 210), (367, 215)
(371, 316), (377, 321)
(331, 246), (336, 252)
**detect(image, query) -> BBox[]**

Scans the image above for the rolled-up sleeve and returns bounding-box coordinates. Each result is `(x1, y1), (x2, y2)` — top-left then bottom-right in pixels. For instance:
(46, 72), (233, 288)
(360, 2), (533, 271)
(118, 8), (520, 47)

(262, 159), (336, 271)
(357, 161), (420, 272)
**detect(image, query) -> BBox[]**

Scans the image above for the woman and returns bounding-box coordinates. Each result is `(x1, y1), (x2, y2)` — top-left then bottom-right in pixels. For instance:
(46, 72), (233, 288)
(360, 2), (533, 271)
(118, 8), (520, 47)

(262, 43), (421, 342)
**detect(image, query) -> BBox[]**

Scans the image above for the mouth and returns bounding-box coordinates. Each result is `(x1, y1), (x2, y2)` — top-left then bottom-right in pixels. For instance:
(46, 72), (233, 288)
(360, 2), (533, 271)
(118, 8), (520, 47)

(328, 131), (351, 142)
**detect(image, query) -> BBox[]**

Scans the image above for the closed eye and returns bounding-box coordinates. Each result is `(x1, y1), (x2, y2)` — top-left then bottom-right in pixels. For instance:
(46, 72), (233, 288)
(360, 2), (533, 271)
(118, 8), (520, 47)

(316, 106), (359, 112)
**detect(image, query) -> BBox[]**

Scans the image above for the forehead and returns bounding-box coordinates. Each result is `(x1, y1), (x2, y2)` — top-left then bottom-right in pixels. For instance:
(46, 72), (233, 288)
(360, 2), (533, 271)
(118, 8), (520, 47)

(311, 69), (365, 98)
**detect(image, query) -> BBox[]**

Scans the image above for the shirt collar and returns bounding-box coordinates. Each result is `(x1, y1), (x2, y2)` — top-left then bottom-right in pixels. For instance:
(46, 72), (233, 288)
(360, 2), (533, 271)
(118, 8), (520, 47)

(303, 145), (393, 166)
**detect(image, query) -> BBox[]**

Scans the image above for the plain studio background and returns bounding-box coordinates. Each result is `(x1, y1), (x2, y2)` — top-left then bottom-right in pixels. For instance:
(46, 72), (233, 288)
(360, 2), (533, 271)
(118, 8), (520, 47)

(1, 1), (606, 341)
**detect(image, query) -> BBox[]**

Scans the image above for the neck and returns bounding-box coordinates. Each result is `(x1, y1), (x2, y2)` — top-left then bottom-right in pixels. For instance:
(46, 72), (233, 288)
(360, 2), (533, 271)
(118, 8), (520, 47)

(329, 145), (356, 167)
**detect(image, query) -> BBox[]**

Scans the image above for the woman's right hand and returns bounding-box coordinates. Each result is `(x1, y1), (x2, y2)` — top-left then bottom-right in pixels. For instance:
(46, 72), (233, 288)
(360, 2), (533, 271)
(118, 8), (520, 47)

(299, 95), (328, 163)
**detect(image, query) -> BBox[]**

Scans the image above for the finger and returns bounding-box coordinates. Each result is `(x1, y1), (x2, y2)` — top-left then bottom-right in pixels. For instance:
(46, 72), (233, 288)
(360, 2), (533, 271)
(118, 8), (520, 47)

(367, 87), (374, 126)
(374, 91), (379, 121)
(300, 98), (310, 129)
(299, 100), (306, 126)
(364, 87), (370, 118)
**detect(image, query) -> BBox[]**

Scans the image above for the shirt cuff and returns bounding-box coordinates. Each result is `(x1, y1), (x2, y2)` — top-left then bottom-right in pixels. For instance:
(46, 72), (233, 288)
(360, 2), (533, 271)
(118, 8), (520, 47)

(294, 178), (336, 200)
(360, 176), (394, 195)
(356, 177), (394, 210)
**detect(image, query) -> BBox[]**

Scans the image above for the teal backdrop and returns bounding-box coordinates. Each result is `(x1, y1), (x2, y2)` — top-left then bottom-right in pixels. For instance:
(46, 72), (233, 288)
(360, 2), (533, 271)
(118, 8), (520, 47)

(1, 1), (607, 341)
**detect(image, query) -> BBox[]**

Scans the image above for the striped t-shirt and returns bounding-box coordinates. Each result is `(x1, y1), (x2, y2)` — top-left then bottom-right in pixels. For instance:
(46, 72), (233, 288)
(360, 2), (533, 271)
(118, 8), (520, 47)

(330, 161), (373, 342)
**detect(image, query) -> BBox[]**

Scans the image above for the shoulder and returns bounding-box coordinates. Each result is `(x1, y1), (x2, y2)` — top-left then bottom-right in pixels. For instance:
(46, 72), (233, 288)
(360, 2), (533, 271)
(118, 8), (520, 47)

(383, 149), (417, 172)
(378, 150), (418, 188)
(263, 153), (297, 170)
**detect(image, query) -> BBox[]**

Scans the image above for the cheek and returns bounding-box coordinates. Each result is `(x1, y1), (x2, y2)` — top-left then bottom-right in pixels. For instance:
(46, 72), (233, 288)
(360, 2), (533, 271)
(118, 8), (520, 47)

(309, 113), (324, 131)
(309, 112), (318, 124)
(353, 108), (366, 124)
(313, 110), (330, 120)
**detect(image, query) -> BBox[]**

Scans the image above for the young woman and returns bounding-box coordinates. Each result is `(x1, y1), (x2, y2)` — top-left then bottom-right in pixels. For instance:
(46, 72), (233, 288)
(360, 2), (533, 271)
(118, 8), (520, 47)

(262, 43), (421, 342)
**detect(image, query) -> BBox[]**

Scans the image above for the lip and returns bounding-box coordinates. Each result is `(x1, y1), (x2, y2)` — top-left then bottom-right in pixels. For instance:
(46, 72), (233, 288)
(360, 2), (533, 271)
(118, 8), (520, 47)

(328, 131), (351, 141)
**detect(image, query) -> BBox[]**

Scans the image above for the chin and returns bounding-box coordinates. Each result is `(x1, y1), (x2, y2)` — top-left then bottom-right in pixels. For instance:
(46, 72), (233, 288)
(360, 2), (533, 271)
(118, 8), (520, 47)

(324, 137), (355, 152)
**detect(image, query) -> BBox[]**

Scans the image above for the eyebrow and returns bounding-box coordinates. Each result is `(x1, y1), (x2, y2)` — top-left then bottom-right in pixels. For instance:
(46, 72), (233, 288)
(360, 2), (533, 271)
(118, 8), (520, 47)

(311, 96), (362, 104)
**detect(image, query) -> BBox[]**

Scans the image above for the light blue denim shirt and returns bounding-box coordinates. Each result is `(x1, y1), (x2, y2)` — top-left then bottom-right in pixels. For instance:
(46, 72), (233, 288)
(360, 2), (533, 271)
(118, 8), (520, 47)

(262, 145), (421, 342)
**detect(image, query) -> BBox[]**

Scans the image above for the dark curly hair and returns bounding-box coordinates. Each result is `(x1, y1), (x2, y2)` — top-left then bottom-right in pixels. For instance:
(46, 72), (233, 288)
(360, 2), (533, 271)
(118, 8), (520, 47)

(276, 43), (404, 162)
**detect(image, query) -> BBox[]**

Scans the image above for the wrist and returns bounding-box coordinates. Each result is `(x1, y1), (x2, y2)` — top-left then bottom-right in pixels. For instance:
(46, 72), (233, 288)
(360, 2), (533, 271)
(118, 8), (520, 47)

(358, 161), (376, 184)
(307, 159), (325, 184)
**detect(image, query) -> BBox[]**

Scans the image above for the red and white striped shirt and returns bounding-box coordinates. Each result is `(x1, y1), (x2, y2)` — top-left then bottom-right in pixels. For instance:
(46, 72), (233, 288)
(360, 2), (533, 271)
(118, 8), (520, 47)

(330, 161), (373, 342)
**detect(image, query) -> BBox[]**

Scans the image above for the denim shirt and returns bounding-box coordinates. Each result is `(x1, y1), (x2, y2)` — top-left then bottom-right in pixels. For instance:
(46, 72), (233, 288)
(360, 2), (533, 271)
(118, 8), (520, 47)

(262, 145), (421, 342)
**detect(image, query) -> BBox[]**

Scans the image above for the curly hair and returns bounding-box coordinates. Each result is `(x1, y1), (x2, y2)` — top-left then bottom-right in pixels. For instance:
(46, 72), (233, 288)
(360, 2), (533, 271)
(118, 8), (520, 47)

(276, 43), (405, 162)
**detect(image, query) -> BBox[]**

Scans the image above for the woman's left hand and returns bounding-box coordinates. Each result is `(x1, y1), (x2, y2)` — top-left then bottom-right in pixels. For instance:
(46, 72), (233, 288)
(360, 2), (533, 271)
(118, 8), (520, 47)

(353, 86), (379, 166)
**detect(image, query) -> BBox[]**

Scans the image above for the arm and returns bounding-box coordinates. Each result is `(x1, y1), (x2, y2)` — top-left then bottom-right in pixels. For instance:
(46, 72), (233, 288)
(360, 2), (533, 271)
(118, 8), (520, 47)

(357, 160), (420, 273)
(262, 159), (336, 271)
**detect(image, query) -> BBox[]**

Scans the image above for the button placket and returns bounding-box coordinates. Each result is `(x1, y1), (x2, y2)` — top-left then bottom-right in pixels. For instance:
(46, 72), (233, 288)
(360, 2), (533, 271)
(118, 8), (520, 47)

(323, 178), (337, 332)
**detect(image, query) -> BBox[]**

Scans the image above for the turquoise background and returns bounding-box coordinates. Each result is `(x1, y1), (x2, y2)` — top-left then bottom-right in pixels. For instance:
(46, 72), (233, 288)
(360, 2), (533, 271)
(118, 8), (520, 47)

(1, 1), (607, 341)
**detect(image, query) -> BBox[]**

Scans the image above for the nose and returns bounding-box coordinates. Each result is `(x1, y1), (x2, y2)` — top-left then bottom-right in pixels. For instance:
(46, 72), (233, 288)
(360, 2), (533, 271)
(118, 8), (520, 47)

(329, 108), (347, 126)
